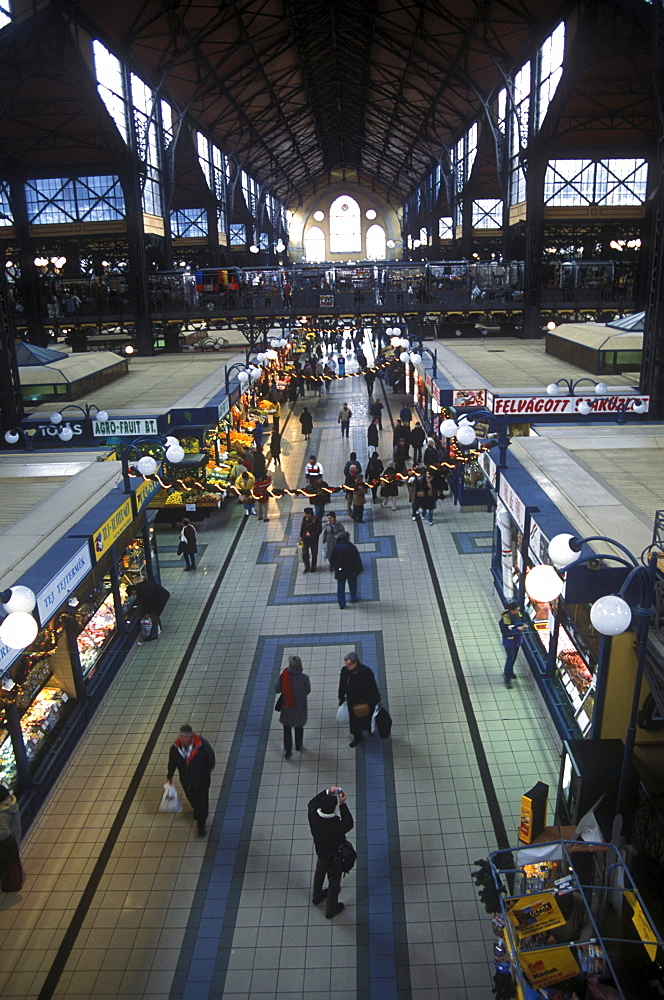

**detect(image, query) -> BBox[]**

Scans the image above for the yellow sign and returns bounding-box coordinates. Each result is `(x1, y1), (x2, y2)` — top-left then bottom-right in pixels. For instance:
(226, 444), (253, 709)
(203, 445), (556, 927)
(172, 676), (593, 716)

(626, 891), (659, 961)
(134, 474), (160, 513)
(506, 892), (566, 938)
(519, 945), (580, 988)
(92, 498), (133, 561)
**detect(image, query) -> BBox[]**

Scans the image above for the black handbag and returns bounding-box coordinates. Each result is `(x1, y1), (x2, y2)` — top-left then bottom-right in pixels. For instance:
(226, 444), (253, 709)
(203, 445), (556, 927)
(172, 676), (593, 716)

(274, 694), (283, 712)
(177, 541), (186, 556)
(375, 707), (393, 739)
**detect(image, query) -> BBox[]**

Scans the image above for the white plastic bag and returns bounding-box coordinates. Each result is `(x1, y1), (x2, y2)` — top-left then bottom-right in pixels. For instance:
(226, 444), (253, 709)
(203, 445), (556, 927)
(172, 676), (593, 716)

(371, 704), (380, 734)
(336, 702), (349, 725)
(159, 782), (182, 814)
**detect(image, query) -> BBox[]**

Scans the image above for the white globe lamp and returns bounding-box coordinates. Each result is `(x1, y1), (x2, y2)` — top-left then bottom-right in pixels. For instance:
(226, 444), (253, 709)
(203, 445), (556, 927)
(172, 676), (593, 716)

(547, 533), (582, 569)
(399, 351), (409, 363)
(0, 611), (39, 649)
(390, 336), (401, 347)
(265, 350), (279, 361)
(165, 436), (179, 448)
(4, 430), (19, 444)
(2, 586), (36, 614)
(525, 564), (565, 602)
(440, 418), (459, 438)
(59, 426), (74, 441)
(590, 595), (632, 635)
(238, 370), (250, 383)
(165, 444), (185, 464)
(456, 422), (477, 447)
(136, 455), (158, 476)
(256, 353), (267, 364)
(546, 383), (560, 395)
(49, 411), (63, 424)
(595, 383), (608, 395)
(95, 410), (109, 422)
(577, 400), (592, 415)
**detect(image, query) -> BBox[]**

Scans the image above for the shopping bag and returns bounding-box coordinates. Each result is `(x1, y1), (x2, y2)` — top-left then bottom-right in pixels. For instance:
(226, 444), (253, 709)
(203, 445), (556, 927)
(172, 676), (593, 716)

(371, 704), (380, 734)
(376, 707), (393, 739)
(140, 616), (153, 638)
(158, 783), (182, 813)
(336, 702), (349, 725)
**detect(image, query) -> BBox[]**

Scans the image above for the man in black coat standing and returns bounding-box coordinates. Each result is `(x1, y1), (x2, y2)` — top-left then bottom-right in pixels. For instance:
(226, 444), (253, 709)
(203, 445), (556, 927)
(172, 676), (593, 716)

(307, 787), (354, 919)
(338, 652), (381, 747)
(329, 531), (363, 608)
(167, 724), (216, 836)
(128, 580), (170, 643)
(300, 507), (322, 573)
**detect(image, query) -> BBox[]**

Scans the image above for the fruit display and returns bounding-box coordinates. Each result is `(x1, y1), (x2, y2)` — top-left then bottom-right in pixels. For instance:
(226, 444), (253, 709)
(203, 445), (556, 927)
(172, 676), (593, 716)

(229, 430), (254, 449)
(77, 592), (117, 678)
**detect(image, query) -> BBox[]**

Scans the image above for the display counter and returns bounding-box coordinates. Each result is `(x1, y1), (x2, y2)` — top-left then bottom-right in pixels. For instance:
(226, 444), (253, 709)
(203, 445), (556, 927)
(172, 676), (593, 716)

(483, 840), (663, 1000)
(0, 495), (162, 825)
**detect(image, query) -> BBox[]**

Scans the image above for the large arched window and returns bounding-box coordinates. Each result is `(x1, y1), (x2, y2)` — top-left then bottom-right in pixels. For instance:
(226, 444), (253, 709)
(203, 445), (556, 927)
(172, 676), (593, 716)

(366, 224), (386, 260)
(304, 226), (326, 262)
(329, 195), (361, 253)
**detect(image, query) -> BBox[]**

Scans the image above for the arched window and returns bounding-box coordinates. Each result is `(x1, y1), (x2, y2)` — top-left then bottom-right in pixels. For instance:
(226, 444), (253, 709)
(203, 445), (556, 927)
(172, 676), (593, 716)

(329, 195), (361, 253)
(366, 224), (386, 260)
(304, 226), (326, 262)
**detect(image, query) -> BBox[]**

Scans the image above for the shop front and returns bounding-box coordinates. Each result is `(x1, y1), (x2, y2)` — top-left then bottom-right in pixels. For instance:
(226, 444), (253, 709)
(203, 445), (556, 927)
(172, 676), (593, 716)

(0, 480), (161, 828)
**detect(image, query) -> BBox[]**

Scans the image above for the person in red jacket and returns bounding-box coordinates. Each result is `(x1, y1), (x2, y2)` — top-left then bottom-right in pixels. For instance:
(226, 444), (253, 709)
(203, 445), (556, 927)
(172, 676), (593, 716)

(167, 725), (215, 836)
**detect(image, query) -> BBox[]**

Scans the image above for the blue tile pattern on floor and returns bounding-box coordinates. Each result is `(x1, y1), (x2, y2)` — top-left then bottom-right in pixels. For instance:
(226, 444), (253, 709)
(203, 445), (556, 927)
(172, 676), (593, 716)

(171, 631), (404, 1000)
(258, 508), (397, 605)
(451, 531), (493, 555)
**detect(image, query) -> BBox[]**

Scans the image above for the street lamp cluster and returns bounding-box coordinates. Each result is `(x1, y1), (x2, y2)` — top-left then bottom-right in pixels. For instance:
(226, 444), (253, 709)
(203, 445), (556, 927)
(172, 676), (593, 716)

(546, 377), (648, 415)
(4, 403), (110, 446)
(0, 586), (39, 651)
(228, 338), (289, 393)
(525, 531), (659, 822)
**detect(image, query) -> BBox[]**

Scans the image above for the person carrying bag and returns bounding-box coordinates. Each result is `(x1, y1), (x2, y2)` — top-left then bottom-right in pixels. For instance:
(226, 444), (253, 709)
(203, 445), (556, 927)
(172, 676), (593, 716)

(0, 784), (23, 892)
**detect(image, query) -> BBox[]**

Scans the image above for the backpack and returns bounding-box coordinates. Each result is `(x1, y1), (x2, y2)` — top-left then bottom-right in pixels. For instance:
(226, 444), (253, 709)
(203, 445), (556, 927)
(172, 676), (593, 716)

(333, 838), (357, 875)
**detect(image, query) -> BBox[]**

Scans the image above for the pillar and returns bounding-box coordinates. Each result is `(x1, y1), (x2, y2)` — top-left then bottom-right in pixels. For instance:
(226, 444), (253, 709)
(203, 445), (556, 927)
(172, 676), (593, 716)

(522, 143), (547, 339)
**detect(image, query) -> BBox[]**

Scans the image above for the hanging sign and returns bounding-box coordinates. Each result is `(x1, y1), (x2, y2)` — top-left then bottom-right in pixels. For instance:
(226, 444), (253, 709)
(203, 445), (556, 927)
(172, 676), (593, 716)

(499, 476), (527, 531)
(625, 890), (659, 960)
(505, 892), (566, 938)
(134, 476), (161, 513)
(91, 497), (133, 561)
(492, 394), (650, 416)
(93, 417), (159, 437)
(36, 542), (92, 624)
(518, 945), (581, 988)
(453, 389), (486, 407)
(218, 398), (230, 420)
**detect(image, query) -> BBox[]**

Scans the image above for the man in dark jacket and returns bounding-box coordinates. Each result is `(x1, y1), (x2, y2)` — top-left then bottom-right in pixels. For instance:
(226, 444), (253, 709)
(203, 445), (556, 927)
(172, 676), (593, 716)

(307, 787), (354, 919)
(410, 421), (426, 464)
(300, 507), (322, 573)
(338, 652), (381, 747)
(128, 580), (170, 643)
(167, 724), (215, 836)
(329, 531), (363, 609)
(499, 602), (528, 688)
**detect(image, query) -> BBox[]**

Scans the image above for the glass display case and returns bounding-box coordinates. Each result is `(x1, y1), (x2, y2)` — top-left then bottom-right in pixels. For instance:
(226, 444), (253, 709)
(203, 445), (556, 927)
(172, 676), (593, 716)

(21, 684), (71, 763)
(118, 536), (147, 618)
(0, 726), (17, 790)
(75, 577), (117, 682)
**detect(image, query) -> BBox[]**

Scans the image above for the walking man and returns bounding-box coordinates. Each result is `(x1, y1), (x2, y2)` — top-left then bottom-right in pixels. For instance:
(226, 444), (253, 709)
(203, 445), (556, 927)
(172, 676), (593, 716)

(300, 507), (322, 573)
(338, 402), (352, 438)
(338, 652), (381, 747)
(410, 421), (426, 464)
(499, 601), (528, 689)
(329, 530), (363, 608)
(167, 724), (216, 836)
(308, 787), (354, 919)
(367, 418), (380, 453)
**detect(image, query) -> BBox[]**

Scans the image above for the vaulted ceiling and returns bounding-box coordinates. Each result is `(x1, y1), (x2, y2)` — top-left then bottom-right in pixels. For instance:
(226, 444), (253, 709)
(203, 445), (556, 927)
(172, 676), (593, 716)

(70, 0), (572, 204)
(0, 0), (656, 208)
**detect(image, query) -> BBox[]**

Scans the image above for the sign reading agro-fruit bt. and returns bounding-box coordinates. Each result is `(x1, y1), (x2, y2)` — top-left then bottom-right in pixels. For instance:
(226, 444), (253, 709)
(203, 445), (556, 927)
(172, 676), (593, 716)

(93, 418), (159, 437)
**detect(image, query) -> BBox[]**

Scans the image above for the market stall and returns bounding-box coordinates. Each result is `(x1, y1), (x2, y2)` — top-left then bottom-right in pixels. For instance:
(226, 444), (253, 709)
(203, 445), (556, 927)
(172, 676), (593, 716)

(0, 479), (162, 826)
(482, 839), (663, 1000)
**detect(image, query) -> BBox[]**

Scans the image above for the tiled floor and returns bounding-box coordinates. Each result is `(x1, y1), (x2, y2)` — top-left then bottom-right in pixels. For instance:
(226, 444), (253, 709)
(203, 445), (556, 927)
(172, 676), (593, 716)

(0, 350), (563, 1000)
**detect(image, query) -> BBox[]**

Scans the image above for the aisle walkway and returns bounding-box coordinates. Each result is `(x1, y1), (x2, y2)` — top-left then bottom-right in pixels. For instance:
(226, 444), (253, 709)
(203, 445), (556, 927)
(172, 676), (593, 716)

(0, 356), (562, 1000)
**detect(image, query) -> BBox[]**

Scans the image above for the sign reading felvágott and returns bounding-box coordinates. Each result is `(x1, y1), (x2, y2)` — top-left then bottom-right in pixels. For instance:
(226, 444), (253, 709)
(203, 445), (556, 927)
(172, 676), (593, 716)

(492, 394), (649, 416)
(92, 498), (133, 561)
(93, 418), (159, 437)
(37, 543), (92, 624)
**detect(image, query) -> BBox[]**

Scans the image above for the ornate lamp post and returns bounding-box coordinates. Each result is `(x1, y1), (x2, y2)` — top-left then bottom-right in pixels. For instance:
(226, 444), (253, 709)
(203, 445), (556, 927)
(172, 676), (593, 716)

(440, 409), (509, 469)
(119, 436), (185, 494)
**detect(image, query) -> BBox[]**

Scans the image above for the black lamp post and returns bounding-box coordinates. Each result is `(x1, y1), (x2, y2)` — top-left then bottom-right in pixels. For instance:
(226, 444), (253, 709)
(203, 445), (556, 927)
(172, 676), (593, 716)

(440, 408), (509, 469)
(526, 532), (659, 830)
